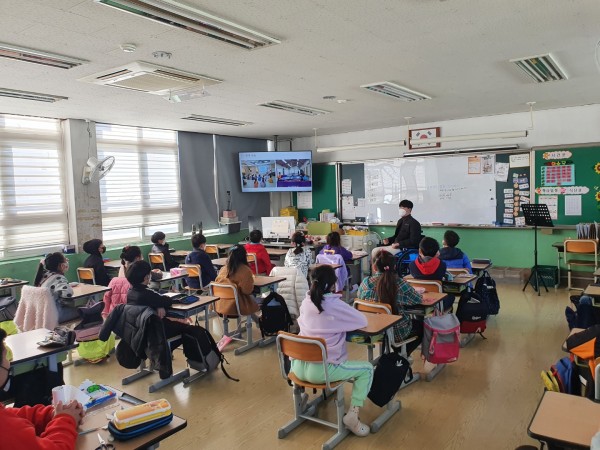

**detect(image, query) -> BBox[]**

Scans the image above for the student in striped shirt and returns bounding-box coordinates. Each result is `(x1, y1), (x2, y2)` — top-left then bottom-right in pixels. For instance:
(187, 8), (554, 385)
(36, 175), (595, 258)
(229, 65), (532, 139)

(357, 250), (424, 356)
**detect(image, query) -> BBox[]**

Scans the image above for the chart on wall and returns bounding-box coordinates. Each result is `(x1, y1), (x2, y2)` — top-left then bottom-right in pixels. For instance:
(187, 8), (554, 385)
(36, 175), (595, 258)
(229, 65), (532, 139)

(362, 156), (497, 225)
(533, 147), (600, 225)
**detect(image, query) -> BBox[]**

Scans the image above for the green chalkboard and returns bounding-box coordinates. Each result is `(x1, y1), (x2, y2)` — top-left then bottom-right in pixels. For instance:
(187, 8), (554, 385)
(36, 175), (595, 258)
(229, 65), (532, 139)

(293, 163), (338, 220)
(534, 145), (600, 225)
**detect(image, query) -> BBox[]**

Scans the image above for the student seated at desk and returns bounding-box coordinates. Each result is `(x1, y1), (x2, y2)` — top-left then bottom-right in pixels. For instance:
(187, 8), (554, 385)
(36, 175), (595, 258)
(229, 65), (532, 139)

(0, 328), (84, 450)
(294, 265), (373, 437)
(103, 245), (142, 318)
(34, 253), (76, 323)
(319, 231), (353, 262)
(185, 233), (217, 288)
(244, 230), (274, 275)
(215, 245), (259, 316)
(151, 231), (178, 270)
(284, 231), (314, 278)
(439, 230), (472, 273)
(82, 238), (110, 286)
(357, 250), (424, 356)
(409, 237), (454, 311)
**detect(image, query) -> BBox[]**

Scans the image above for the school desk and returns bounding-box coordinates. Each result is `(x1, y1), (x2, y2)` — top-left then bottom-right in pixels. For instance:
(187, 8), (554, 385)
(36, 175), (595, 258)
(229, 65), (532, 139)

(170, 249), (190, 260)
(583, 285), (600, 307)
(594, 268), (600, 283)
(212, 257), (228, 268)
(253, 275), (287, 293)
(152, 271), (187, 291)
(0, 278), (28, 298)
(528, 390), (600, 449)
(7, 328), (77, 376)
(267, 247), (289, 261)
(471, 261), (492, 274)
(68, 284), (111, 307)
(76, 387), (187, 450)
(167, 295), (219, 330)
(353, 311), (403, 433)
(103, 259), (122, 275)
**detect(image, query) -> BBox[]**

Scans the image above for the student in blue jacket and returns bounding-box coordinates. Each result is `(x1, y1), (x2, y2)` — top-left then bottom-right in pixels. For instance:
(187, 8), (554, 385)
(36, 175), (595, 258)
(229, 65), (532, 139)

(184, 233), (217, 288)
(438, 230), (472, 273)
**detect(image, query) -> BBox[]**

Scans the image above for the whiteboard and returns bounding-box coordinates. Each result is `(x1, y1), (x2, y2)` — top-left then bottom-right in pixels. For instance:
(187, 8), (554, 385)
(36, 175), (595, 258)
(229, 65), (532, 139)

(362, 156), (497, 225)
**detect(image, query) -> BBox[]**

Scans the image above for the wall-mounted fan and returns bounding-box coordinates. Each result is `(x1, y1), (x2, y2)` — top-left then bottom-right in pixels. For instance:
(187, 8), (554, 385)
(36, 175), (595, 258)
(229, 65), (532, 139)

(81, 156), (115, 185)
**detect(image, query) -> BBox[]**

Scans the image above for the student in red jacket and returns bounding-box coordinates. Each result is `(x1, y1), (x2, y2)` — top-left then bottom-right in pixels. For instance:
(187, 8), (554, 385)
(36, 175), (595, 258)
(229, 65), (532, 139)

(0, 329), (84, 450)
(244, 230), (274, 275)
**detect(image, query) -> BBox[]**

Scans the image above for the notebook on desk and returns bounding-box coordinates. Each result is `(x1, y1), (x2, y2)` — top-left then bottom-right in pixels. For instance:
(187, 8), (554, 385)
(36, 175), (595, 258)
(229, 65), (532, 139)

(163, 292), (196, 304)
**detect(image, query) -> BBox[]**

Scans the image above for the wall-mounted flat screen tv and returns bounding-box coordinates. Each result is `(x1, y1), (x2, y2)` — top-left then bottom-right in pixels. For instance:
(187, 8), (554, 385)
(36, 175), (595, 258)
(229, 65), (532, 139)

(239, 151), (312, 193)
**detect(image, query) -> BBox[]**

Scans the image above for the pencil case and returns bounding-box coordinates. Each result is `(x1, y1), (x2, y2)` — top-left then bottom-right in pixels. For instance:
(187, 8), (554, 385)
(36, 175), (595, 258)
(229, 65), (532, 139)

(108, 414), (173, 440)
(112, 399), (172, 430)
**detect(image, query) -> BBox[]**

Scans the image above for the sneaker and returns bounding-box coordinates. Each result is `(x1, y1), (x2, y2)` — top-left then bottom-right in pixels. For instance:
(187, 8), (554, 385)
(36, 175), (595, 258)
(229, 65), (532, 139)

(342, 414), (370, 437)
(217, 335), (233, 352)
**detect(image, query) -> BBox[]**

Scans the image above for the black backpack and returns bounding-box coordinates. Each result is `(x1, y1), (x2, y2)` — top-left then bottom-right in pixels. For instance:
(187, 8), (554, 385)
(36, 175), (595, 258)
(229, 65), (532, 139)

(182, 327), (239, 382)
(475, 271), (500, 315)
(258, 292), (293, 338)
(456, 291), (488, 337)
(367, 352), (413, 407)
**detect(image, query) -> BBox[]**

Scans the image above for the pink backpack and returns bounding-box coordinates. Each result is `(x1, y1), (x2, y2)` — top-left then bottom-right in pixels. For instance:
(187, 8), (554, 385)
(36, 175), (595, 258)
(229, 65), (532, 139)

(422, 313), (460, 364)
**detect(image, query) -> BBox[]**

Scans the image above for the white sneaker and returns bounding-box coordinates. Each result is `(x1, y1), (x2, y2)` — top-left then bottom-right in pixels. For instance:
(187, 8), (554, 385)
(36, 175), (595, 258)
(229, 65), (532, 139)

(343, 414), (370, 437)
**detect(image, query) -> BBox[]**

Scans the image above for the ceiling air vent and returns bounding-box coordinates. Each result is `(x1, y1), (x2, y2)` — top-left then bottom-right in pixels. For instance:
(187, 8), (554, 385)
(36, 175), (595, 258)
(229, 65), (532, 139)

(361, 81), (431, 102)
(0, 88), (68, 103)
(510, 54), (567, 83)
(94, 0), (280, 50)
(79, 61), (221, 95)
(259, 101), (330, 116)
(182, 114), (252, 126)
(0, 43), (87, 69)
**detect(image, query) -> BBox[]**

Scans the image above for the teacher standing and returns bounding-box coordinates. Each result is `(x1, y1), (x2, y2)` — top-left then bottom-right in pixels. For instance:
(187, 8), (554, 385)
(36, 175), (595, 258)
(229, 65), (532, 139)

(371, 199), (422, 259)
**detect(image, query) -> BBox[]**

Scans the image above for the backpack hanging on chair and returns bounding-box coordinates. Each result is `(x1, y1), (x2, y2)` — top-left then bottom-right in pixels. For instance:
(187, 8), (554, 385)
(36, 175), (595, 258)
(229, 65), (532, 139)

(422, 313), (460, 364)
(181, 327), (239, 382)
(258, 291), (293, 338)
(456, 291), (488, 337)
(475, 271), (500, 315)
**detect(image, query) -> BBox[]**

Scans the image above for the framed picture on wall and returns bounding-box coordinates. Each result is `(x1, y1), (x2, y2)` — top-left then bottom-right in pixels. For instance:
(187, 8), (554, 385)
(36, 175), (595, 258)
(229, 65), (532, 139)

(409, 127), (441, 149)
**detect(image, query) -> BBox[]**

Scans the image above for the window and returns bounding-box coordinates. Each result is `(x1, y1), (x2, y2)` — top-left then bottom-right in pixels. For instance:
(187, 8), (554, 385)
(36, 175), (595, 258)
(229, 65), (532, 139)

(0, 114), (68, 258)
(96, 124), (182, 244)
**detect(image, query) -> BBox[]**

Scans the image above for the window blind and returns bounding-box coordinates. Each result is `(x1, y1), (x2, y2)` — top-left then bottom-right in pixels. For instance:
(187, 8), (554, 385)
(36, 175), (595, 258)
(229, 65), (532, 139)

(96, 124), (181, 243)
(0, 114), (68, 258)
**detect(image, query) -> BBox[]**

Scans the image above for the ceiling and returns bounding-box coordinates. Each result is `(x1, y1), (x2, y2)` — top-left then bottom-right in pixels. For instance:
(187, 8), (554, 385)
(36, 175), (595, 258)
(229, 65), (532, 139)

(1, 0), (599, 139)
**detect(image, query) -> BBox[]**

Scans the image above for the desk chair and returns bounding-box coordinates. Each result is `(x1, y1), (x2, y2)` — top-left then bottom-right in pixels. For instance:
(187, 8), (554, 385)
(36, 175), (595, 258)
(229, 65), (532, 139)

(564, 239), (598, 291)
(77, 267), (96, 285)
(179, 264), (204, 293)
(276, 332), (349, 450)
(149, 253), (167, 271)
(247, 253), (261, 275)
(205, 245), (219, 260)
(353, 299), (420, 388)
(405, 279), (443, 294)
(209, 283), (264, 355)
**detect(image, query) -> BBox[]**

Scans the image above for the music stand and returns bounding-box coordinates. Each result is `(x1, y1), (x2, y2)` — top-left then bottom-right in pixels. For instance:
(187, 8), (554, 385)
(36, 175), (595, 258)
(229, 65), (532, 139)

(522, 204), (554, 296)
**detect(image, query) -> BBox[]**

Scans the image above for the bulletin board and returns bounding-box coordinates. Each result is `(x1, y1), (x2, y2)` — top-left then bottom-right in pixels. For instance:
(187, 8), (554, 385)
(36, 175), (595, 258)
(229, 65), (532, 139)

(533, 145), (600, 225)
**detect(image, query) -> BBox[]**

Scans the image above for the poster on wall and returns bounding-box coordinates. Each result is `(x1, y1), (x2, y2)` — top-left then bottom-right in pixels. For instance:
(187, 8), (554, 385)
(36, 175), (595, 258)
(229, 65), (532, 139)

(538, 195), (559, 220)
(468, 156), (481, 174)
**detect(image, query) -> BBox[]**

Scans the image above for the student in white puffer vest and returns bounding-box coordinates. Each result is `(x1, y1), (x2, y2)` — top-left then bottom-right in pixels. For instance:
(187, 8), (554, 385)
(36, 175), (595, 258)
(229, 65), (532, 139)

(269, 266), (309, 321)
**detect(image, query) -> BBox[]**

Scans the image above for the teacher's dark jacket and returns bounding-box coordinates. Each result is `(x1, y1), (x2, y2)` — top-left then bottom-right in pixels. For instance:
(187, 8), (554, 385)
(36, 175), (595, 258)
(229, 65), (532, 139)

(390, 215), (422, 249)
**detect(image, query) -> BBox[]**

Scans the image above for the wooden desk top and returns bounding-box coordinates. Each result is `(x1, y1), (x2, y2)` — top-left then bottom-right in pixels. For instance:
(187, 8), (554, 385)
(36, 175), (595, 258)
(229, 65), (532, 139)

(421, 292), (447, 306)
(76, 388), (187, 450)
(446, 274), (477, 285)
(253, 275), (286, 288)
(104, 260), (122, 269)
(266, 248), (289, 257)
(0, 279), (28, 289)
(71, 284), (111, 299)
(169, 295), (219, 312)
(584, 285), (600, 297)
(471, 262), (492, 272)
(170, 250), (190, 258)
(213, 243), (235, 251)
(157, 271), (187, 282)
(350, 253), (368, 262)
(357, 312), (402, 336)
(310, 263), (343, 270)
(212, 257), (228, 268)
(7, 329), (77, 366)
(528, 390), (600, 448)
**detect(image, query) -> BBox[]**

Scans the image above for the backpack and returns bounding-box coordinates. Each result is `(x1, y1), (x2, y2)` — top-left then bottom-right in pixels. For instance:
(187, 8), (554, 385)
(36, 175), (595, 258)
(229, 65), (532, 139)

(565, 295), (596, 330)
(258, 292), (293, 338)
(541, 357), (579, 395)
(0, 296), (17, 322)
(181, 327), (239, 382)
(422, 313), (460, 364)
(475, 271), (500, 315)
(367, 352), (413, 407)
(74, 301), (105, 341)
(455, 291), (488, 336)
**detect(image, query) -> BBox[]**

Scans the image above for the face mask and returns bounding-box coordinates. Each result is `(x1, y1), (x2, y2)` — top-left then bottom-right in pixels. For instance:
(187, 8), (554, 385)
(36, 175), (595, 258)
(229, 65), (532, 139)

(0, 366), (11, 392)
(399, 209), (407, 218)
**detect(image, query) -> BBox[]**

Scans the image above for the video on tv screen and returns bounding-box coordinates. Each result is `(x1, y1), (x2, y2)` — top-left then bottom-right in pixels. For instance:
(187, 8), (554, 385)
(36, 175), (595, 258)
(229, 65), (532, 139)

(239, 151), (312, 193)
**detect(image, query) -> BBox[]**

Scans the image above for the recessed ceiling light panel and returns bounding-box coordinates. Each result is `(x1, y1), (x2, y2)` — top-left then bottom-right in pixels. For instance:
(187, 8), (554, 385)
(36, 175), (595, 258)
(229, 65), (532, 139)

(0, 43), (87, 69)
(182, 114), (252, 126)
(0, 88), (68, 103)
(361, 81), (431, 102)
(509, 54), (567, 83)
(259, 101), (330, 116)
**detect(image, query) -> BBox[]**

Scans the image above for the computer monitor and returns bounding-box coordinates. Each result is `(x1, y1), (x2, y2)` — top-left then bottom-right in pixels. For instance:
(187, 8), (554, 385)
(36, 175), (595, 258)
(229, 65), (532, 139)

(261, 216), (295, 240)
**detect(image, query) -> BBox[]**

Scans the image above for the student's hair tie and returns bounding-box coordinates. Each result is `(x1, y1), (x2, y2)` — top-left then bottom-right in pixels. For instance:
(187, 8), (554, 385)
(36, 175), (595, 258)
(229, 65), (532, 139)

(323, 283), (329, 291)
(383, 265), (390, 271)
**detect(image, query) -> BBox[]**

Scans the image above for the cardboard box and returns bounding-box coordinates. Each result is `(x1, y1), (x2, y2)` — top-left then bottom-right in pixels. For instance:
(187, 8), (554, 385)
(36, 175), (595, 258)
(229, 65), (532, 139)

(222, 210), (237, 218)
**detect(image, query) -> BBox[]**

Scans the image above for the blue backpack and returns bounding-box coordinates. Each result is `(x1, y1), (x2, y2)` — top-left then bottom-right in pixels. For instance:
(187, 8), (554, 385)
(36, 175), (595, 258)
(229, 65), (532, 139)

(550, 357), (577, 395)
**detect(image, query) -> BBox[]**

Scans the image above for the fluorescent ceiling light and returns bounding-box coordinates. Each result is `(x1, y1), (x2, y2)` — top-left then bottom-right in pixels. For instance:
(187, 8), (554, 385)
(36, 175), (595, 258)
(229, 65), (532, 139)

(0, 43), (87, 69)
(410, 130), (527, 145)
(182, 114), (252, 126)
(0, 88), (68, 103)
(404, 145), (520, 158)
(361, 81), (431, 102)
(317, 140), (406, 153)
(95, 0), (281, 50)
(510, 54), (567, 83)
(260, 101), (330, 116)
